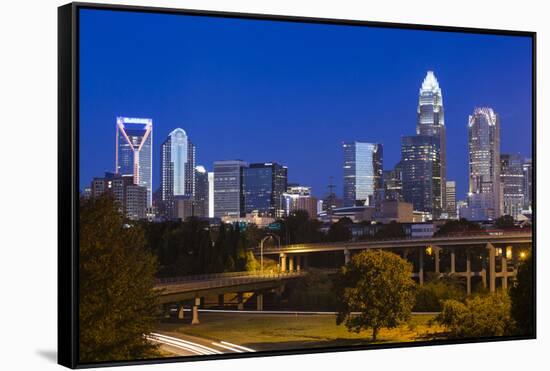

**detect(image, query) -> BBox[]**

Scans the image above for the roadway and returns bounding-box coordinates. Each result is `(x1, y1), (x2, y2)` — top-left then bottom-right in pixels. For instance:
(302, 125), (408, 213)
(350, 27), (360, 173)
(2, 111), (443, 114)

(258, 231), (533, 255)
(147, 331), (255, 356)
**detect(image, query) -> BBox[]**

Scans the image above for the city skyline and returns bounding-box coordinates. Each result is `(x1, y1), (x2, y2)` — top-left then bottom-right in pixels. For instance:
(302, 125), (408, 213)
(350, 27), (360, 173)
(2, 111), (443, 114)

(79, 9), (532, 202)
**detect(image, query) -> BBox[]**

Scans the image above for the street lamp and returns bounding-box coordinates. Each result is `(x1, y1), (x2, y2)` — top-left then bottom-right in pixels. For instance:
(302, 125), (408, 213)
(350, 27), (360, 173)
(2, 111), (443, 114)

(260, 234), (280, 275)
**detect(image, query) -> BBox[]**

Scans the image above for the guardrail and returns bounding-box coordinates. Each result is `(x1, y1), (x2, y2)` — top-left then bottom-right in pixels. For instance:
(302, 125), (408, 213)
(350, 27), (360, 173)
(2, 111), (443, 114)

(156, 270), (304, 285)
(254, 229), (532, 251)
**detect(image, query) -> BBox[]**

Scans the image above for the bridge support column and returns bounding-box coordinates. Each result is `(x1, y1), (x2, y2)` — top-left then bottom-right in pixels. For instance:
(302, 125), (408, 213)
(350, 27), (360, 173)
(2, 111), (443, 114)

(280, 253), (287, 272)
(450, 248), (456, 274)
(256, 293), (264, 311)
(481, 268), (487, 289)
(296, 256), (301, 272)
(418, 247), (424, 286)
(466, 253), (472, 295)
(344, 248), (351, 265)
(502, 255), (508, 290)
(218, 294), (224, 308)
(237, 292), (244, 311)
(191, 296), (200, 325)
(288, 256), (294, 272)
(177, 304), (185, 320)
(487, 243), (496, 293)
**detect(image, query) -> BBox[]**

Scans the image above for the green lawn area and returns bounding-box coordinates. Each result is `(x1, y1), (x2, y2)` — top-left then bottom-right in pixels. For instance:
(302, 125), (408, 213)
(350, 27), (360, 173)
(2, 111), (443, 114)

(156, 312), (445, 351)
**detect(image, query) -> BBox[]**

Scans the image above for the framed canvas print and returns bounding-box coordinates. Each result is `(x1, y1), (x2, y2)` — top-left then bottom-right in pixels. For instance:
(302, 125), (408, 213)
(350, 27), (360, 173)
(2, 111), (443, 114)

(58, 2), (536, 368)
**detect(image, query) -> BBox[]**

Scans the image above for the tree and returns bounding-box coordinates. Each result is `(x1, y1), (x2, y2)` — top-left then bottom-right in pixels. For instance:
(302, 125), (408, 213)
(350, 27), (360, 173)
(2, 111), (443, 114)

(510, 253), (534, 335)
(374, 221), (406, 239)
(495, 215), (515, 229)
(335, 250), (416, 341)
(436, 291), (514, 338)
(79, 195), (160, 362)
(327, 218), (353, 242)
(414, 276), (465, 312)
(435, 218), (481, 236)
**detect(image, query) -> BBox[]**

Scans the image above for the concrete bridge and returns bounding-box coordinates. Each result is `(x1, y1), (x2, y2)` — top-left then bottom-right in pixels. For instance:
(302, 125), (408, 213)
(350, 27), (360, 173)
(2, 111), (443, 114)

(155, 271), (304, 324)
(256, 230), (532, 295)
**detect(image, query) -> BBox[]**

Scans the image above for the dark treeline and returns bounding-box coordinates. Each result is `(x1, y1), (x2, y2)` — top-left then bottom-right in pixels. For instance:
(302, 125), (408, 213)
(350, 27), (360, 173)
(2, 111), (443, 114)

(138, 218), (261, 277)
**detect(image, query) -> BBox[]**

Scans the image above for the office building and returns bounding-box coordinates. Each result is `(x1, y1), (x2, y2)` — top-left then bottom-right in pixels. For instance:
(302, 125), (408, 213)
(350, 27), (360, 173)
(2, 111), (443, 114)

(464, 107), (501, 220)
(342, 141), (383, 207)
(213, 160), (248, 217)
(445, 180), (457, 219)
(282, 185), (318, 219)
(523, 158), (533, 211)
(401, 135), (441, 218)
(160, 128), (196, 218)
(243, 162), (288, 217)
(500, 153), (525, 219)
(115, 117), (153, 207)
(383, 162), (403, 201)
(194, 165), (209, 218)
(417, 71), (446, 212)
(90, 172), (147, 220)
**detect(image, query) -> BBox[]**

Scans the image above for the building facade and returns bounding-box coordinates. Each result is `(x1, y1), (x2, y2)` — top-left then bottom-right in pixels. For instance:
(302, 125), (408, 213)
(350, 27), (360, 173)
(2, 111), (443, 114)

(243, 162), (288, 217)
(383, 162), (403, 201)
(194, 165), (209, 218)
(213, 160), (248, 217)
(115, 117), (153, 207)
(417, 71), (446, 213)
(523, 158), (533, 211)
(401, 135), (441, 218)
(342, 141), (383, 207)
(465, 107), (501, 220)
(90, 172), (147, 220)
(159, 128), (196, 218)
(500, 153), (525, 219)
(445, 180), (457, 219)
(282, 185), (318, 219)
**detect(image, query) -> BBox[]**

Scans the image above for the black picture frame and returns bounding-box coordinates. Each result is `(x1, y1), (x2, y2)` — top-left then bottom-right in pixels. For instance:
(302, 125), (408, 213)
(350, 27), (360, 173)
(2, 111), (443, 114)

(58, 2), (537, 368)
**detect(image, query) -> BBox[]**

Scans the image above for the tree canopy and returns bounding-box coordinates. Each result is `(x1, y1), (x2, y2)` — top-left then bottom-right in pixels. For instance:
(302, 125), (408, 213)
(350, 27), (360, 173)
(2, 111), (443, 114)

(335, 250), (416, 341)
(436, 291), (514, 338)
(434, 218), (482, 236)
(510, 253), (534, 335)
(79, 195), (160, 362)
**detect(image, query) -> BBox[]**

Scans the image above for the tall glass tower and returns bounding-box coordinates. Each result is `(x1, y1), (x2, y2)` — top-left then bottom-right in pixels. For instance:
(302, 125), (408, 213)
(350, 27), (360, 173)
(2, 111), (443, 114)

(115, 117), (153, 207)
(500, 153), (524, 219)
(243, 162), (288, 217)
(401, 135), (441, 217)
(417, 71), (446, 213)
(466, 107), (501, 220)
(213, 160), (248, 218)
(342, 141), (383, 207)
(160, 128), (195, 218)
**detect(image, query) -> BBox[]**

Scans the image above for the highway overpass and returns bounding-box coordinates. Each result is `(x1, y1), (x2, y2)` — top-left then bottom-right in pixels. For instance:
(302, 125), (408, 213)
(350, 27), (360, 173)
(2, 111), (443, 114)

(254, 231), (533, 294)
(155, 271), (304, 324)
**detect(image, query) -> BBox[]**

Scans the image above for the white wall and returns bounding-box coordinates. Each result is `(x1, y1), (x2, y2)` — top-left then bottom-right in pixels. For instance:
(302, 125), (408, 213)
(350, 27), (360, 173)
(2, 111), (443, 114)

(0, 0), (547, 370)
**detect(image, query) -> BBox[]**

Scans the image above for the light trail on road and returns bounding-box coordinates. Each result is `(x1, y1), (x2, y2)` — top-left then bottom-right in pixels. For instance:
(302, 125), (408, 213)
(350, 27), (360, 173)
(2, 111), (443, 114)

(147, 332), (256, 356)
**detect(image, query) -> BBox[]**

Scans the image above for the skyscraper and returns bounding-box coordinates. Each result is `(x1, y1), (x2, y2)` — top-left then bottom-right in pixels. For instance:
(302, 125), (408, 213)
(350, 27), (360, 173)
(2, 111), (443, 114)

(445, 180), (457, 219)
(243, 162), (288, 217)
(342, 141), (383, 207)
(160, 128), (196, 218)
(401, 135), (441, 218)
(194, 165), (209, 218)
(465, 107), (501, 220)
(523, 158), (533, 211)
(115, 117), (153, 206)
(214, 160), (248, 217)
(417, 71), (446, 213)
(500, 153), (525, 219)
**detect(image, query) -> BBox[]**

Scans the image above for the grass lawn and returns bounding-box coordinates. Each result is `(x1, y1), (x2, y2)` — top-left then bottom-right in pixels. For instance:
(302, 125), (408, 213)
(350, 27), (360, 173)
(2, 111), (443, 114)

(156, 312), (446, 351)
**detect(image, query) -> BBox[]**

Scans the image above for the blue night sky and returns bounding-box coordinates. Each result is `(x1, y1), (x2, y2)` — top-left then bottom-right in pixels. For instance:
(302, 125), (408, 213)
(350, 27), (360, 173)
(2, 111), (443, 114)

(79, 8), (532, 201)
